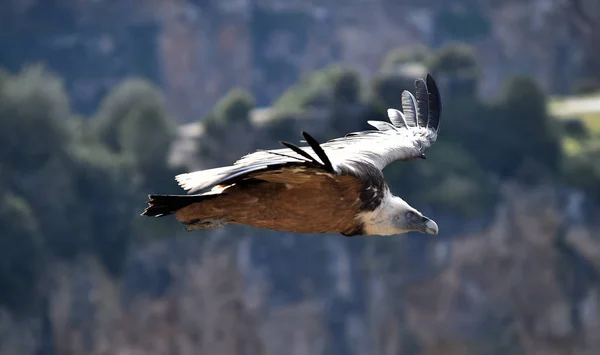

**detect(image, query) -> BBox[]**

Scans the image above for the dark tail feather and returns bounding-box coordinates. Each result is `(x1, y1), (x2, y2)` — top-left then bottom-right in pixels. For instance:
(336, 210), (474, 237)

(141, 194), (216, 217)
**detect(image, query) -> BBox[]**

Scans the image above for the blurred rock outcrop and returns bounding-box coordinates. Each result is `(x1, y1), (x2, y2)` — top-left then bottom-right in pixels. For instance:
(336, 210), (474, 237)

(2, 0), (598, 121)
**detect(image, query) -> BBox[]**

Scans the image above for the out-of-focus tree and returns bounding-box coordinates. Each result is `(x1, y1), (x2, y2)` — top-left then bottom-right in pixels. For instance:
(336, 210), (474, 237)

(479, 75), (561, 179)
(119, 101), (179, 189)
(0, 64), (71, 174)
(0, 66), (180, 310)
(92, 78), (164, 151)
(0, 65), (86, 261)
(0, 192), (43, 313)
(370, 73), (419, 112)
(427, 43), (479, 98)
(331, 67), (362, 105)
(384, 139), (497, 217)
(68, 144), (138, 275)
(200, 88), (256, 164)
(274, 65), (352, 111)
(424, 45), (490, 167)
(328, 66), (367, 137)
(262, 111), (302, 144)
(203, 88), (254, 135)
(213, 88), (254, 125)
(380, 45), (430, 73)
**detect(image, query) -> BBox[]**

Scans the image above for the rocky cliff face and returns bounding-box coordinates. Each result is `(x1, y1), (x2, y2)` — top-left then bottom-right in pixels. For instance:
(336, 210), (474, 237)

(1, 184), (599, 355)
(2, 0), (595, 122)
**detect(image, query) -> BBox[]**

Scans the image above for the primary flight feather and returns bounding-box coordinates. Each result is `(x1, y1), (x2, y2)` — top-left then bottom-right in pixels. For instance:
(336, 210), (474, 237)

(142, 74), (442, 237)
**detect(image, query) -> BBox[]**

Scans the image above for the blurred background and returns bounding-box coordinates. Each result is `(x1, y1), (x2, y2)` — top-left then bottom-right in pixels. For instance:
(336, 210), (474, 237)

(1, 0), (600, 354)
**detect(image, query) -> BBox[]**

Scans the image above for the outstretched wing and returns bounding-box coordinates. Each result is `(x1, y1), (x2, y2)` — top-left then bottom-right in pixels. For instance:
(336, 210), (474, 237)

(236, 74), (442, 171)
(175, 74), (442, 194)
(175, 131), (339, 194)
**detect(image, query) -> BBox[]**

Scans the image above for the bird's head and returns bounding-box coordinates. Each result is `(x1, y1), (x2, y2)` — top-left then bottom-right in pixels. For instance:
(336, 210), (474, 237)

(394, 206), (439, 236)
(360, 195), (438, 236)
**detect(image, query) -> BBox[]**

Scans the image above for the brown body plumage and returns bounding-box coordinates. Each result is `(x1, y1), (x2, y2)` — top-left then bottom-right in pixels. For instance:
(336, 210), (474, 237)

(174, 167), (366, 235)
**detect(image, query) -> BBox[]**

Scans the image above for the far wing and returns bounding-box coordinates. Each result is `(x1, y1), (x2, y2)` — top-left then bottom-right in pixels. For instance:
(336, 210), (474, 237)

(175, 131), (340, 194)
(236, 74), (442, 172)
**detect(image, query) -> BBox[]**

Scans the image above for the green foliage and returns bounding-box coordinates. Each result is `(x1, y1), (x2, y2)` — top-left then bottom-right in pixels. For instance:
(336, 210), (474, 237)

(428, 43), (478, 75)
(571, 78), (600, 95)
(438, 94), (490, 145)
(370, 73), (415, 109)
(15, 157), (89, 260)
(213, 88), (255, 125)
(67, 144), (139, 275)
(92, 78), (164, 151)
(428, 43), (479, 97)
(562, 147), (600, 203)
(561, 119), (588, 139)
(380, 45), (430, 71)
(488, 75), (561, 177)
(199, 88), (256, 162)
(119, 101), (177, 173)
(274, 65), (362, 110)
(0, 64), (71, 173)
(430, 73), (562, 182)
(203, 88), (255, 138)
(385, 142), (497, 217)
(330, 67), (362, 105)
(0, 66), (179, 311)
(262, 110), (302, 143)
(274, 72), (329, 110)
(0, 192), (43, 312)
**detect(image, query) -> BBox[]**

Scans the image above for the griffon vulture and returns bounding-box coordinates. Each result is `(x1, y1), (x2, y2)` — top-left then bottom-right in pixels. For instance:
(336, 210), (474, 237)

(142, 74), (442, 237)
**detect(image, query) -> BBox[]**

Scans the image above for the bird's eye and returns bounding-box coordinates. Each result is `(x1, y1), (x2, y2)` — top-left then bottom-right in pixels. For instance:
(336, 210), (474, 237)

(405, 211), (416, 219)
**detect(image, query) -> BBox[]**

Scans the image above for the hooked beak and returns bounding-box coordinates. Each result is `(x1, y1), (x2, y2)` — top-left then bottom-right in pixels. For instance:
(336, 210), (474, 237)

(419, 216), (438, 235)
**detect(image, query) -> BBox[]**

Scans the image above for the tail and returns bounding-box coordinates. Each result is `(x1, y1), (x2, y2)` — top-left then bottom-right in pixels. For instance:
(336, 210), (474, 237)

(141, 194), (216, 217)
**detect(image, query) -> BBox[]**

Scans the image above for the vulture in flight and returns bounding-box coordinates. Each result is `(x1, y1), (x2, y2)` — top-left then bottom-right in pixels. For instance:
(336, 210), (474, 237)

(142, 74), (442, 237)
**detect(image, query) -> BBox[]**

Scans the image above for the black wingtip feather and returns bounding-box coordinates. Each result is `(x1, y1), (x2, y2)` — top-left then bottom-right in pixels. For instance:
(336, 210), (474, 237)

(425, 74), (442, 132)
(279, 140), (319, 165)
(265, 149), (313, 163)
(301, 131), (334, 172)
